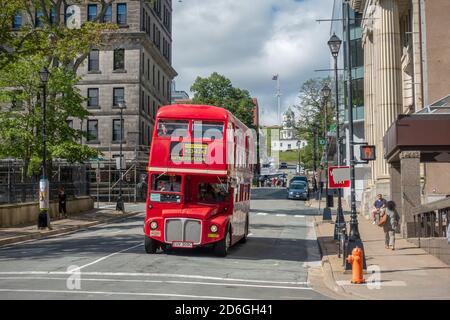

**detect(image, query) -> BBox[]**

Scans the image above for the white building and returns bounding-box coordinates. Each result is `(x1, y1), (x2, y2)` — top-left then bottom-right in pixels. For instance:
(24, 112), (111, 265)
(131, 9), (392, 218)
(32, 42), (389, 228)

(270, 108), (307, 152)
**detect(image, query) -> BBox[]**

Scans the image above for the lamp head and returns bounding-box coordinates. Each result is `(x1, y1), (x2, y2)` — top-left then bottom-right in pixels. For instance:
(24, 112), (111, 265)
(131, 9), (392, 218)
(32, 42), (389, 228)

(328, 33), (342, 58)
(39, 67), (50, 84)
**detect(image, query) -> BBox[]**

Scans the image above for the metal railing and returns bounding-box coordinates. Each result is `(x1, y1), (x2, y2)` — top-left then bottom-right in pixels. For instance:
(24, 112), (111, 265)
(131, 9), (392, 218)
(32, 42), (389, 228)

(413, 197), (450, 239)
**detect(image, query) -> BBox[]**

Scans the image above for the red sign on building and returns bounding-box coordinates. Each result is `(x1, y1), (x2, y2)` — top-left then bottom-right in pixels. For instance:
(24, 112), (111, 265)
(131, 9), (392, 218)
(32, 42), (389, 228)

(328, 166), (350, 189)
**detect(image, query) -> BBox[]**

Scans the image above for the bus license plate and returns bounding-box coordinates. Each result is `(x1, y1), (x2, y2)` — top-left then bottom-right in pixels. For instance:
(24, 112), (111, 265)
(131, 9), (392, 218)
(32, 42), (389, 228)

(172, 241), (194, 248)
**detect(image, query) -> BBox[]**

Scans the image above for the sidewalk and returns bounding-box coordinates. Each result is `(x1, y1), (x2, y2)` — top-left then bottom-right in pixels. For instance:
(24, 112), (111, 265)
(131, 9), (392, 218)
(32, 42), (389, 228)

(309, 199), (450, 300)
(0, 207), (142, 247)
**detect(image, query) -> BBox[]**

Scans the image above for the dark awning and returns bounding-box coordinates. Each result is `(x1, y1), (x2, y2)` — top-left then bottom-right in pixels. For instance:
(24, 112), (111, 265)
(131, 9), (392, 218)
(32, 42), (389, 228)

(383, 114), (450, 163)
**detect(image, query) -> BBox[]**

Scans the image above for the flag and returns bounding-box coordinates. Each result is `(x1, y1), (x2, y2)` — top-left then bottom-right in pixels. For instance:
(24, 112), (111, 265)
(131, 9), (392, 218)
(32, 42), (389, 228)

(272, 74), (278, 80)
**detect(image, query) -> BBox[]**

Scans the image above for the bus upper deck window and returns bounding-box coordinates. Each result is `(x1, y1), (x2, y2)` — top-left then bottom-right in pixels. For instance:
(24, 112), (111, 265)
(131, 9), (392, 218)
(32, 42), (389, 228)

(193, 121), (224, 140)
(157, 120), (189, 138)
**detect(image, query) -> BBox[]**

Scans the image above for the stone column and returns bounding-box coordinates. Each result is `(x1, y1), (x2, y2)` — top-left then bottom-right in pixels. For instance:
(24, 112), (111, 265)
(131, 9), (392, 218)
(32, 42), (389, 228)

(363, 30), (375, 185)
(399, 151), (421, 238)
(374, 0), (403, 182)
(389, 162), (402, 231)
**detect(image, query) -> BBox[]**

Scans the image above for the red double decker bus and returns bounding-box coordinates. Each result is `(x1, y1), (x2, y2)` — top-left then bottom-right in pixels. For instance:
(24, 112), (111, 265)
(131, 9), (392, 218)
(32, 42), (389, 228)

(144, 104), (255, 256)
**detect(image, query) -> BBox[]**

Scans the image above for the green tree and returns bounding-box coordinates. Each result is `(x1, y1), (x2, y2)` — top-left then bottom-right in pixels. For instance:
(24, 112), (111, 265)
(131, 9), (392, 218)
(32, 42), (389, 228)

(294, 77), (335, 170)
(0, 0), (136, 177)
(190, 72), (256, 128)
(0, 56), (98, 178)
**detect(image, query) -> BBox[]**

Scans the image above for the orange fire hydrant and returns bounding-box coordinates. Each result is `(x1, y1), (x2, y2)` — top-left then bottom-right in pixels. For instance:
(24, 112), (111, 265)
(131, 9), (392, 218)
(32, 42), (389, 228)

(346, 247), (365, 284)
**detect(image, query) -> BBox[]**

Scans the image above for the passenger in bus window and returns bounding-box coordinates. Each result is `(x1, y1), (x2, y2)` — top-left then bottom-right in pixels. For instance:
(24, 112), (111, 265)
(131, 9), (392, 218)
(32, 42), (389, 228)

(158, 123), (168, 136)
(158, 180), (166, 191)
(168, 176), (180, 192)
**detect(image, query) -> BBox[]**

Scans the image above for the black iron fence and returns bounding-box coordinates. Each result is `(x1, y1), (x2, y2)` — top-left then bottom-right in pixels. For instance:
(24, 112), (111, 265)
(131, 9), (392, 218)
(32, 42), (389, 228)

(413, 197), (450, 238)
(0, 160), (88, 204)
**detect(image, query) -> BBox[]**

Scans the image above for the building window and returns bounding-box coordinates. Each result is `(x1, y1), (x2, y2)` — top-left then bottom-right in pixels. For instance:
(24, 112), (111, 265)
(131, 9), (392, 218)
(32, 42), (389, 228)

(117, 3), (127, 25)
(152, 65), (155, 86)
(67, 120), (73, 129)
(35, 9), (44, 27)
(103, 4), (112, 23)
(88, 50), (99, 72)
(167, 81), (170, 100)
(49, 7), (56, 24)
(12, 13), (22, 29)
(157, 70), (160, 91)
(141, 91), (144, 111)
(147, 96), (150, 114)
(87, 4), (97, 22)
(113, 49), (125, 70)
(87, 120), (98, 141)
(112, 119), (124, 142)
(152, 101), (156, 118)
(147, 59), (150, 81)
(87, 88), (99, 107)
(113, 88), (125, 106)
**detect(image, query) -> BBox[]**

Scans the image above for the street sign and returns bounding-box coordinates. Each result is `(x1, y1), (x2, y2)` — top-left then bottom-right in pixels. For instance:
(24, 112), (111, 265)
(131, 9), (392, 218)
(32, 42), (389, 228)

(319, 139), (326, 146)
(360, 145), (376, 161)
(329, 124), (336, 132)
(328, 166), (350, 189)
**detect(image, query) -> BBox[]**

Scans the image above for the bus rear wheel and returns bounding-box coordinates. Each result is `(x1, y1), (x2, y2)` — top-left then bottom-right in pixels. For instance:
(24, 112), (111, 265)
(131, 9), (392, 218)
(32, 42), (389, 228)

(214, 226), (231, 257)
(144, 236), (158, 254)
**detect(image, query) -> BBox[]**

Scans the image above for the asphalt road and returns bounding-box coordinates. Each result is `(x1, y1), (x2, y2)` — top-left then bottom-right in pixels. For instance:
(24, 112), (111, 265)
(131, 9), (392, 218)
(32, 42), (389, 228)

(0, 188), (329, 300)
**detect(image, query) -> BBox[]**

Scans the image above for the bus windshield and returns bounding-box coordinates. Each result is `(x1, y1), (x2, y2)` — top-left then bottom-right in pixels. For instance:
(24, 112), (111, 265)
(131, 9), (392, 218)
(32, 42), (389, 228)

(150, 174), (182, 203)
(157, 120), (189, 137)
(197, 182), (229, 203)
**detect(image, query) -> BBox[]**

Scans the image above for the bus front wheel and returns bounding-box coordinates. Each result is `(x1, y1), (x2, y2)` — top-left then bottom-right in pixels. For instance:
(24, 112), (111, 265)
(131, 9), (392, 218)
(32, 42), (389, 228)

(214, 225), (231, 257)
(144, 236), (158, 254)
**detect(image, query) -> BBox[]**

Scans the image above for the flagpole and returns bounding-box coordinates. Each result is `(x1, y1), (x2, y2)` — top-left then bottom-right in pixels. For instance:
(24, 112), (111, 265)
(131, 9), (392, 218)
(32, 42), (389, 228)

(277, 76), (281, 124)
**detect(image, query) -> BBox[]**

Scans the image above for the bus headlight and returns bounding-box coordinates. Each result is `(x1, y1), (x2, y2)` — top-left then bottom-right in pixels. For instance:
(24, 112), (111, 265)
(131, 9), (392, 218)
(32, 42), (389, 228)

(210, 224), (218, 233)
(150, 221), (158, 230)
(148, 204), (153, 209)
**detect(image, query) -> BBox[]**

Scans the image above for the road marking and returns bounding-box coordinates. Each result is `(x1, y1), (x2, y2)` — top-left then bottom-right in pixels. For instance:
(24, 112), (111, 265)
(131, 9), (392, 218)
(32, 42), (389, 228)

(295, 215), (305, 218)
(75, 243), (143, 271)
(0, 288), (249, 300)
(256, 212), (267, 216)
(0, 271), (309, 285)
(336, 280), (407, 287)
(276, 214), (286, 217)
(0, 277), (312, 291)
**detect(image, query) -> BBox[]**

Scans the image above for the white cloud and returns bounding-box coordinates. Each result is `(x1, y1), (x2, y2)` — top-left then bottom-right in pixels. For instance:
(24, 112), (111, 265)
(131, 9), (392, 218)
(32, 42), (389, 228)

(172, 0), (334, 126)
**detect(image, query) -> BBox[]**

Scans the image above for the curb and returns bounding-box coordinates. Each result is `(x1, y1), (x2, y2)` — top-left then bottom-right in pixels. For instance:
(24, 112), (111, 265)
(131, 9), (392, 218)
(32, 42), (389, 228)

(0, 210), (141, 247)
(313, 219), (355, 299)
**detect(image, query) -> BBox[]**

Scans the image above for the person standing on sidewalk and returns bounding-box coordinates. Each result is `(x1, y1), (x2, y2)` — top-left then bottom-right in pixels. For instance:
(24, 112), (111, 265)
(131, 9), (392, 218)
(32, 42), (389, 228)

(383, 201), (400, 250)
(58, 187), (67, 219)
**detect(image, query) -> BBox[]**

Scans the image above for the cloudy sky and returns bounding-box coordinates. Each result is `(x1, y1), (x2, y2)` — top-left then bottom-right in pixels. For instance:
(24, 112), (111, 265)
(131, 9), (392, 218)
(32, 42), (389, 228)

(172, 0), (335, 126)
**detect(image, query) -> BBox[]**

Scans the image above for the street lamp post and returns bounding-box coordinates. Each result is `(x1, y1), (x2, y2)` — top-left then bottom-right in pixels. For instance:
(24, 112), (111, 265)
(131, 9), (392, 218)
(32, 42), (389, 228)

(116, 101), (126, 212)
(312, 126), (319, 199)
(344, 0), (365, 270)
(321, 85), (332, 220)
(38, 67), (51, 229)
(328, 33), (346, 240)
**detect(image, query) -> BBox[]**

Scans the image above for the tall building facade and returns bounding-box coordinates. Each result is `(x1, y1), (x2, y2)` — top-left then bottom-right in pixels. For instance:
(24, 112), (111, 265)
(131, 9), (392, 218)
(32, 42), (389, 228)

(330, 1), (370, 207)
(350, 0), (450, 215)
(76, 0), (177, 164)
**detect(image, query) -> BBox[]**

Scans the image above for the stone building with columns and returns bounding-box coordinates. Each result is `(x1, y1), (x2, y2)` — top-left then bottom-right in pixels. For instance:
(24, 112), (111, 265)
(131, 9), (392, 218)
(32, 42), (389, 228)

(350, 0), (450, 217)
